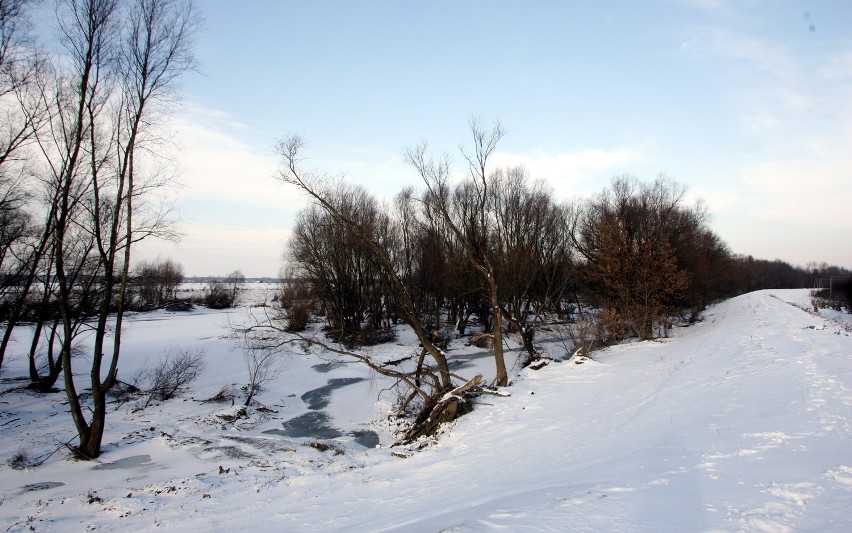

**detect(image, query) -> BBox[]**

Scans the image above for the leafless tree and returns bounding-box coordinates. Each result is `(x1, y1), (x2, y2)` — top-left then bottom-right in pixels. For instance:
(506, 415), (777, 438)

(274, 135), (496, 442)
(0, 0), (53, 371)
(276, 271), (314, 332)
(288, 191), (396, 343)
(277, 136), (452, 386)
(487, 166), (575, 363)
(405, 118), (511, 386)
(29, 0), (200, 459)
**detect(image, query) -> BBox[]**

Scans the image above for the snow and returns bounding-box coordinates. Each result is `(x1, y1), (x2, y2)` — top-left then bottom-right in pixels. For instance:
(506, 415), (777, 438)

(1, 289), (851, 531)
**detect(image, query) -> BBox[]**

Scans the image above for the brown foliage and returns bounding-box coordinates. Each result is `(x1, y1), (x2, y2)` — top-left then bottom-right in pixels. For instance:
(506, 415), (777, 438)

(572, 177), (690, 340)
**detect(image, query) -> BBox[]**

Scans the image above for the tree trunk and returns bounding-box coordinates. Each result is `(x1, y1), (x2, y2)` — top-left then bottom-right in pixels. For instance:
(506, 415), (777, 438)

(78, 391), (107, 459)
(490, 275), (508, 386)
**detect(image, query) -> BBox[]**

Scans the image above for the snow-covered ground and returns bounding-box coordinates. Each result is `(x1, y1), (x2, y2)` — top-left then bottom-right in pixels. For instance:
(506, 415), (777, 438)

(1, 289), (851, 531)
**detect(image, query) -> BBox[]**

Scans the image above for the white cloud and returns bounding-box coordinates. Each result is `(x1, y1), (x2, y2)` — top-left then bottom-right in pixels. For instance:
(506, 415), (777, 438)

(741, 114), (782, 133)
(676, 0), (735, 15)
(169, 112), (283, 209)
(687, 185), (747, 213)
(490, 145), (644, 198)
(740, 151), (852, 227)
(131, 103), (307, 276)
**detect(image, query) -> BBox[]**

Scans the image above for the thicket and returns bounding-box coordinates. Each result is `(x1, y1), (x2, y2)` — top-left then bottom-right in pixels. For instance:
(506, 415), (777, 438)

(285, 167), (735, 353)
(198, 270), (245, 309)
(270, 123), (731, 441)
(271, 121), (851, 441)
(808, 264), (852, 312)
(282, 167), (845, 354)
(839, 279), (852, 311)
(132, 258), (185, 310)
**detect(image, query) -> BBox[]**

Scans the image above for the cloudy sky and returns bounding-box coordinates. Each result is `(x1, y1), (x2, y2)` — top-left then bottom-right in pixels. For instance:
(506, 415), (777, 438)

(135, 0), (852, 276)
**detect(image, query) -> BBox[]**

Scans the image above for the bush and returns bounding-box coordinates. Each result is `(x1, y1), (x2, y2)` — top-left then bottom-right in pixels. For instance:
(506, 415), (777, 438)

(243, 346), (283, 406)
(203, 384), (237, 403)
(355, 324), (397, 346)
(597, 308), (627, 344)
(285, 302), (312, 332)
(559, 308), (626, 358)
(141, 347), (206, 406)
(564, 314), (599, 357)
(432, 326), (456, 350)
(6, 450), (34, 470)
(326, 323), (397, 348)
(277, 280), (314, 332)
(470, 331), (492, 349)
(811, 280), (852, 314)
(203, 283), (236, 309)
(201, 270), (245, 309)
(839, 279), (852, 312)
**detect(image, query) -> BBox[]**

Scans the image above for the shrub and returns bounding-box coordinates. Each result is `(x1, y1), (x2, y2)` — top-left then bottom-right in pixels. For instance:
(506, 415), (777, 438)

(203, 283), (236, 309)
(141, 347), (206, 406)
(811, 281), (852, 314)
(355, 324), (397, 346)
(559, 308), (627, 358)
(564, 314), (599, 357)
(597, 308), (626, 344)
(838, 279), (852, 312)
(285, 302), (312, 332)
(243, 345), (283, 406)
(277, 280), (314, 332)
(325, 323), (397, 348)
(203, 384), (237, 403)
(432, 326), (456, 350)
(202, 270), (245, 309)
(6, 450), (33, 470)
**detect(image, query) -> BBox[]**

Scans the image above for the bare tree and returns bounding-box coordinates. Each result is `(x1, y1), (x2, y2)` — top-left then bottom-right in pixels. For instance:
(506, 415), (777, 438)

(274, 135), (494, 442)
(277, 135), (452, 389)
(405, 118), (511, 386)
(288, 192), (395, 343)
(32, 0), (200, 459)
(486, 167), (574, 363)
(0, 0), (53, 371)
(0, 0), (48, 167)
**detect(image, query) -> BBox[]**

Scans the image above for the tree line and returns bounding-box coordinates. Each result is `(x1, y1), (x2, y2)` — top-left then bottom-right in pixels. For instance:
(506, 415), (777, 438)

(281, 120), (839, 358)
(274, 120), (849, 441)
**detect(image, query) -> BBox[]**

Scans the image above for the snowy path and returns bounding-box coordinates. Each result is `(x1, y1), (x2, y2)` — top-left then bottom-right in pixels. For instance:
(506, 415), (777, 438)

(2, 290), (851, 531)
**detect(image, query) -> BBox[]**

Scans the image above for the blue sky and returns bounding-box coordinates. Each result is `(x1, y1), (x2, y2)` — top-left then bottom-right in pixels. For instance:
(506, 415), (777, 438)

(135, 0), (852, 276)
